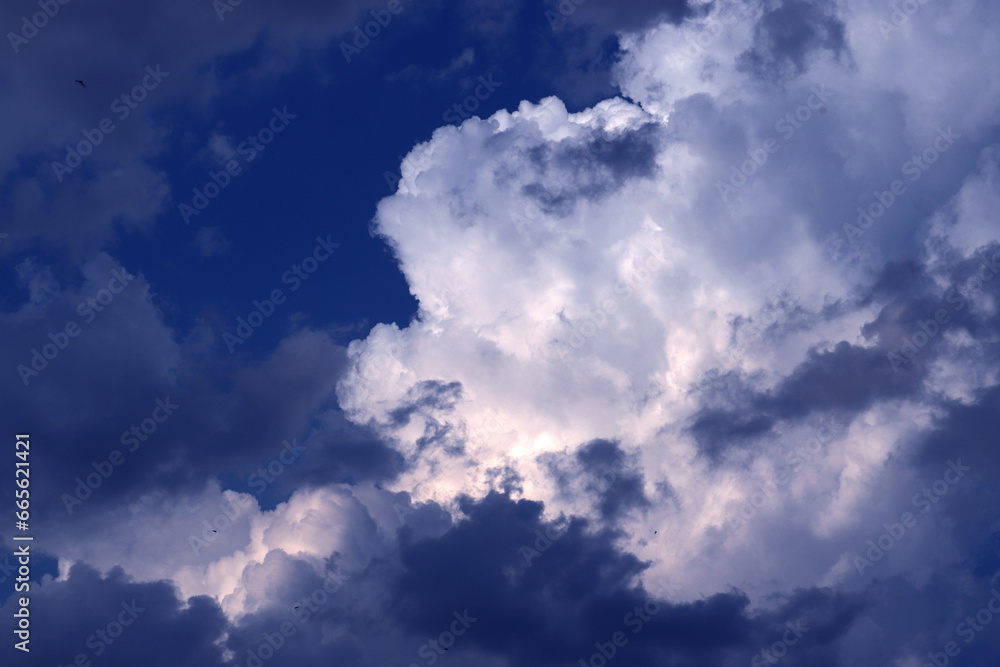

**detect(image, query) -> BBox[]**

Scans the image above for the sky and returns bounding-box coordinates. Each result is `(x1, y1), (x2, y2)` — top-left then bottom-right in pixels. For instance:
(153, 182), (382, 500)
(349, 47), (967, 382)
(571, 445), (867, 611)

(1, 0), (999, 665)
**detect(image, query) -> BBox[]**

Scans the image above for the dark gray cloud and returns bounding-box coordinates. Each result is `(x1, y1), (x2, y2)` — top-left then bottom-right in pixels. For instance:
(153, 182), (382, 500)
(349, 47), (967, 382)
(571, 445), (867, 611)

(0, 564), (229, 666)
(575, 439), (653, 521)
(688, 335), (925, 463)
(4, 491), (990, 667)
(386, 379), (465, 454)
(388, 492), (868, 666)
(684, 231), (1000, 504)
(522, 123), (662, 215)
(759, 341), (923, 417)
(539, 439), (654, 522)
(387, 379), (464, 427)
(0, 304), (400, 525)
(687, 248), (1000, 461)
(284, 410), (404, 491)
(690, 407), (776, 462)
(737, 0), (848, 84)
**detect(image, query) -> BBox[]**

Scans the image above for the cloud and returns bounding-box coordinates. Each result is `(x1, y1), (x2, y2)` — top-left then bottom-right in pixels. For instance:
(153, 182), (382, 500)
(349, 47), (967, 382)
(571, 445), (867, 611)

(3, 1), (1000, 664)
(388, 492), (867, 666)
(333, 0), (1000, 624)
(195, 226), (231, 257)
(736, 0), (848, 84)
(539, 438), (654, 521)
(0, 0), (386, 253)
(0, 252), (399, 526)
(0, 563), (229, 666)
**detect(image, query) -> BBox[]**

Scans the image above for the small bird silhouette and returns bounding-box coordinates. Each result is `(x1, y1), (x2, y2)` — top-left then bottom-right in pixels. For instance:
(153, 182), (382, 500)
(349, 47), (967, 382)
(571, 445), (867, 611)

(75, 79), (86, 87)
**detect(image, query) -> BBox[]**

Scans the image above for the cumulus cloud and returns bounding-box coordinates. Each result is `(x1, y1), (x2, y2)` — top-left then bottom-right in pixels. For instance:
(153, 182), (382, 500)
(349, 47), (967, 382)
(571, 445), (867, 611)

(334, 0), (1000, 630)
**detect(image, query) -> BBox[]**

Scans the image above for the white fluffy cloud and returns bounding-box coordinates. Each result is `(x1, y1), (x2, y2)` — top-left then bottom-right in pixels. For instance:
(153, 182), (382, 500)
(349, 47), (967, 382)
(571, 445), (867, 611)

(335, 0), (1000, 606)
(45, 480), (414, 619)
